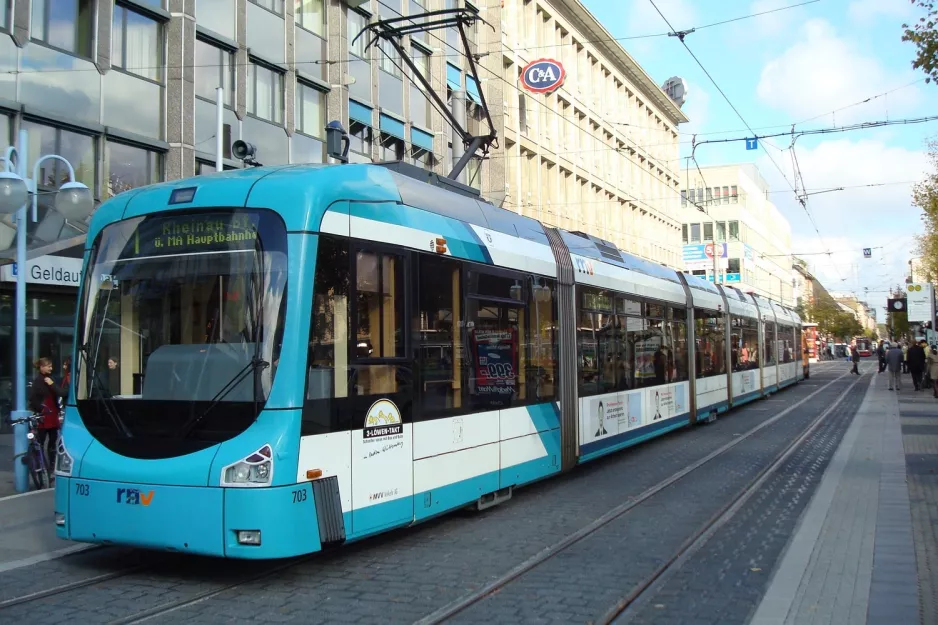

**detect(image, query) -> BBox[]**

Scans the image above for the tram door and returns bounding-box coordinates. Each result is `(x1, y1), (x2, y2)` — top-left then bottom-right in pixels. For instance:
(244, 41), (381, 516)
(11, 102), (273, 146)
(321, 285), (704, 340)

(348, 241), (415, 536)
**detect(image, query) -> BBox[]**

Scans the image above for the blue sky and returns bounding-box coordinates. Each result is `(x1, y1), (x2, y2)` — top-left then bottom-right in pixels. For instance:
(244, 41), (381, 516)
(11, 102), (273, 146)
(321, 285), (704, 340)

(582, 0), (932, 317)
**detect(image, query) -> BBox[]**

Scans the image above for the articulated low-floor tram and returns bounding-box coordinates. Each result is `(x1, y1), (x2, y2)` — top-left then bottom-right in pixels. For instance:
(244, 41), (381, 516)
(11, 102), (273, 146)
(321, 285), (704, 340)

(53, 162), (805, 559)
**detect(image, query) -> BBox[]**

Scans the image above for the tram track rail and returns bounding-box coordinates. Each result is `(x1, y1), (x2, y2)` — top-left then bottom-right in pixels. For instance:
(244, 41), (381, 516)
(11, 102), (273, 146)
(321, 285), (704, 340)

(0, 367), (859, 624)
(414, 368), (864, 625)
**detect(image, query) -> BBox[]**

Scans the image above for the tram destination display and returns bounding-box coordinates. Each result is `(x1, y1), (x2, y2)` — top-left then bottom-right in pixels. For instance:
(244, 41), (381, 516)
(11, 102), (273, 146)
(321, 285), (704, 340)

(120, 211), (261, 258)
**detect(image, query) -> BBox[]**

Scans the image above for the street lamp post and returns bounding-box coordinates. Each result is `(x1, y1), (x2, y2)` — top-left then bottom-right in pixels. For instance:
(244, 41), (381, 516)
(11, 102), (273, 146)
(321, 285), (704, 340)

(0, 129), (94, 493)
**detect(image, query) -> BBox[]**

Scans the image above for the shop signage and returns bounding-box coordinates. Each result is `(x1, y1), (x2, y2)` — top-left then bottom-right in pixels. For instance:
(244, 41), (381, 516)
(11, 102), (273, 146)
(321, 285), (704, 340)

(0, 255), (83, 287)
(520, 59), (566, 94)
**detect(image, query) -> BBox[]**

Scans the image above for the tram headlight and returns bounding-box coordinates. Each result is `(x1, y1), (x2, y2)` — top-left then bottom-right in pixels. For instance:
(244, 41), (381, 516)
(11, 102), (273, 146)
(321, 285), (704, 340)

(55, 437), (73, 476)
(221, 444), (274, 487)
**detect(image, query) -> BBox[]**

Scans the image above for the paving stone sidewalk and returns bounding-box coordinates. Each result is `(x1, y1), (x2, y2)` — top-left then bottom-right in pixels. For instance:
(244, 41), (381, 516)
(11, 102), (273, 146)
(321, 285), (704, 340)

(897, 379), (938, 625)
(750, 369), (923, 625)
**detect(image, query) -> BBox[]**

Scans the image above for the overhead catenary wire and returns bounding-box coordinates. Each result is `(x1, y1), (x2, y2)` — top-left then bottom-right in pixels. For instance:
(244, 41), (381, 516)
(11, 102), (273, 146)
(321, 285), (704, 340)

(647, 0), (846, 286)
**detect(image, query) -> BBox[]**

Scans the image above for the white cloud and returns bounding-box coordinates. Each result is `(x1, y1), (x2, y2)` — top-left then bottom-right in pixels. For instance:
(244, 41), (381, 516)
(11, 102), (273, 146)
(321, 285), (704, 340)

(756, 137), (926, 301)
(848, 0), (915, 24)
(756, 19), (922, 124)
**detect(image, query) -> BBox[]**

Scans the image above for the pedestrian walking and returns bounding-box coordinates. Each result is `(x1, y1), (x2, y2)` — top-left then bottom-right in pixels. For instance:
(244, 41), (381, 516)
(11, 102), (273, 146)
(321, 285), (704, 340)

(877, 341), (887, 373)
(929, 345), (938, 398)
(909, 340), (928, 391)
(850, 344), (860, 375)
(902, 342), (909, 373)
(887, 343), (904, 391)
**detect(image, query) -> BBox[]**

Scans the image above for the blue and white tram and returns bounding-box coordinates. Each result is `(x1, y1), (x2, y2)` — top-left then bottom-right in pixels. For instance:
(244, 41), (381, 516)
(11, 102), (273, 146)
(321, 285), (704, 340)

(53, 163), (806, 559)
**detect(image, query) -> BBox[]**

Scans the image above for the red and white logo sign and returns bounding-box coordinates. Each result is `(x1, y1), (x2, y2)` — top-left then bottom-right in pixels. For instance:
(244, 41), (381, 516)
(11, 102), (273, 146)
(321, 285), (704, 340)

(520, 59), (566, 94)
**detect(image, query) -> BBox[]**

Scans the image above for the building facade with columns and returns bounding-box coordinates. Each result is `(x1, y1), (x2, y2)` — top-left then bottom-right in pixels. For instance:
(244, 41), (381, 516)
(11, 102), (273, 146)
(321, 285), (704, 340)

(497, 0), (688, 266)
(680, 163), (794, 306)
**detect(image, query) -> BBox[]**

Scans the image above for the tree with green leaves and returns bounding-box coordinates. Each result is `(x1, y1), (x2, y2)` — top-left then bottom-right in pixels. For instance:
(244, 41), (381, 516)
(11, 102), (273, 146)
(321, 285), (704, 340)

(903, 1), (938, 83)
(912, 140), (938, 283)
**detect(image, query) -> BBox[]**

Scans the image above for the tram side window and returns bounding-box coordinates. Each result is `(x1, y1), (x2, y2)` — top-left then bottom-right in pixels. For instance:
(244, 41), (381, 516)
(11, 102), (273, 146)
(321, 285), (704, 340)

(417, 255), (463, 416)
(670, 308), (689, 382)
(781, 325), (795, 363)
(465, 268), (524, 410)
(577, 287), (617, 396)
(527, 278), (557, 402)
(634, 303), (669, 389)
(694, 309), (726, 378)
(764, 321), (776, 365)
(731, 316), (759, 371)
(305, 236), (351, 434)
(353, 248), (407, 398)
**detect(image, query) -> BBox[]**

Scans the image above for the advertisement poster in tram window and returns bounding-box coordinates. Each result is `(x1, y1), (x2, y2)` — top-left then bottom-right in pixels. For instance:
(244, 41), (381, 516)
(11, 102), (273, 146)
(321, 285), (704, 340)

(635, 337), (661, 381)
(648, 385), (679, 421)
(470, 327), (518, 408)
(740, 370), (756, 394)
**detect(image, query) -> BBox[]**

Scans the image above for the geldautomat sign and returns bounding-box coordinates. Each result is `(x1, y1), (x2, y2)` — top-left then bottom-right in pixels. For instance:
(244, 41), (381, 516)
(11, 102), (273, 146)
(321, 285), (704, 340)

(520, 59), (566, 94)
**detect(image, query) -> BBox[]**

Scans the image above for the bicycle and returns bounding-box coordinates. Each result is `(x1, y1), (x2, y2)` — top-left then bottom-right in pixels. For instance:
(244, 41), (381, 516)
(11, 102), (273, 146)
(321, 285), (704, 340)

(10, 413), (52, 490)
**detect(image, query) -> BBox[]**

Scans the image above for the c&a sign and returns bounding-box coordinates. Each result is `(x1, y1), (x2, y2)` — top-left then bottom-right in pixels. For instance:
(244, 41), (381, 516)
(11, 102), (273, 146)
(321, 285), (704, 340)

(520, 59), (566, 94)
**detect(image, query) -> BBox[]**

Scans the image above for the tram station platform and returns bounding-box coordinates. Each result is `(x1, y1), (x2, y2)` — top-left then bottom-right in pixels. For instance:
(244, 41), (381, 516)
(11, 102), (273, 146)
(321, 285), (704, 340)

(750, 368), (938, 625)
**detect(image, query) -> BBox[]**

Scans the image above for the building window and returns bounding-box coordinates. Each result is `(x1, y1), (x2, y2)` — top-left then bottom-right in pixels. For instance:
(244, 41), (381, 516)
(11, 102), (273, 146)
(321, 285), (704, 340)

(731, 185), (738, 203)
(249, 0), (283, 15)
(727, 258), (740, 274)
(195, 39), (234, 105)
(112, 5), (163, 82)
(716, 221), (726, 242)
(681, 224), (687, 244)
(722, 186), (729, 205)
(729, 220), (740, 241)
(22, 120), (97, 197)
(349, 9), (368, 58)
(32, 0), (94, 57)
(247, 61), (284, 124)
(411, 146), (434, 170)
(378, 39), (401, 77)
(296, 81), (324, 138)
(349, 121), (373, 158)
(690, 223), (700, 243)
(105, 141), (162, 198)
(703, 222), (713, 241)
(379, 133), (404, 161)
(680, 190), (687, 207)
(295, 0), (323, 36)
(196, 160), (237, 174)
(705, 187), (713, 206)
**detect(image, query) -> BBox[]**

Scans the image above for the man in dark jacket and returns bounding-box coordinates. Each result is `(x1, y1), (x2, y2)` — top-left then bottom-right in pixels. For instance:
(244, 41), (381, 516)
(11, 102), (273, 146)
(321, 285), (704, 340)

(908, 340), (927, 391)
(850, 344), (860, 375)
(877, 342), (887, 373)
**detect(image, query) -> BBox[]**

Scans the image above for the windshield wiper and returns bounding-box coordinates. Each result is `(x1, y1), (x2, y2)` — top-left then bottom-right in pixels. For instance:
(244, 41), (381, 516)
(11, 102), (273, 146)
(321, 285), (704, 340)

(78, 344), (133, 438)
(177, 356), (269, 439)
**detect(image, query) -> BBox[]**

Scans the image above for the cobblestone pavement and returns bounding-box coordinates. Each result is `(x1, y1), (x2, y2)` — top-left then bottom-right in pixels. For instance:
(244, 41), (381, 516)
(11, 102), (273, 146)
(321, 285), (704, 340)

(0, 367), (854, 625)
(618, 372), (869, 625)
(898, 385), (938, 625)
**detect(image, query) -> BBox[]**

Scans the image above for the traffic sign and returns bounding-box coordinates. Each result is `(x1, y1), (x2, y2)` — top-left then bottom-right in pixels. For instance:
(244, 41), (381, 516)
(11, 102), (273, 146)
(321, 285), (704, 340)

(863, 248), (871, 258)
(745, 138), (758, 150)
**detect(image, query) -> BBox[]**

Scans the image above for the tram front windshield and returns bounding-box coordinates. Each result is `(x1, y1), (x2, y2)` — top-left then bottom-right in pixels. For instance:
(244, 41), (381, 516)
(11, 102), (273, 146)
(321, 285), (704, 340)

(75, 209), (288, 457)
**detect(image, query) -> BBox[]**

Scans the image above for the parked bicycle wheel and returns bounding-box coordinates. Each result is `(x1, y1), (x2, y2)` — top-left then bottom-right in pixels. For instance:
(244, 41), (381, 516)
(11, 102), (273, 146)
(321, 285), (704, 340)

(27, 445), (47, 490)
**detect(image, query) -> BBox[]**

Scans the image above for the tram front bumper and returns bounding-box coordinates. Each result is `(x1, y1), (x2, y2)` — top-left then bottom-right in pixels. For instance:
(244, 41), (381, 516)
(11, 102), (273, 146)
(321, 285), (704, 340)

(55, 477), (322, 559)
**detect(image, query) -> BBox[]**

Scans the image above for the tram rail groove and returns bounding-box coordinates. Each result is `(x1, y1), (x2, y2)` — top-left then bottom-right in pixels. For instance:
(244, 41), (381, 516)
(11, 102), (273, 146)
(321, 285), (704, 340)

(414, 369), (855, 625)
(595, 371), (868, 625)
(0, 564), (148, 610)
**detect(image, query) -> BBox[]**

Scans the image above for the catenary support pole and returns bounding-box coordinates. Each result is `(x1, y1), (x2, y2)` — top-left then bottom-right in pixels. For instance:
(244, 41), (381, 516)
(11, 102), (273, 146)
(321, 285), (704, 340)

(12, 128), (29, 493)
(451, 89), (466, 185)
(216, 87), (224, 172)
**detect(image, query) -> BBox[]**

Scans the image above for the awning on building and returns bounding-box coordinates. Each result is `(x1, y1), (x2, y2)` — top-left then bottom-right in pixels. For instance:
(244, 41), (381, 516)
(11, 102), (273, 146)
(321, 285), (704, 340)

(379, 113), (405, 140)
(349, 100), (373, 126)
(411, 128), (434, 152)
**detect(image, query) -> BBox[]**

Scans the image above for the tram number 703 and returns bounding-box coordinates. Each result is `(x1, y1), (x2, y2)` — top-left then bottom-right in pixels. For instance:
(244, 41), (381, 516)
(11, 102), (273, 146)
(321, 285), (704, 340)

(291, 488), (307, 504)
